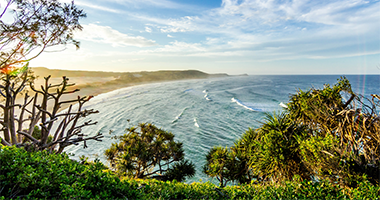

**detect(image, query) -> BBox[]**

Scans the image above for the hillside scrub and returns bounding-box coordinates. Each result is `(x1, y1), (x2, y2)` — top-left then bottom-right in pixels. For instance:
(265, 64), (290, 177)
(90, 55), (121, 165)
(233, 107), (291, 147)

(0, 145), (139, 199)
(1, 77), (380, 199)
(204, 77), (380, 188)
(105, 123), (195, 182)
(1, 145), (379, 199)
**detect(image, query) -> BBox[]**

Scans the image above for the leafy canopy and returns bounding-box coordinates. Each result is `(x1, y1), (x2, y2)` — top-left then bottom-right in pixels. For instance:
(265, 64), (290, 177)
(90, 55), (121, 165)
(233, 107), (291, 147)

(1, 0), (86, 70)
(105, 123), (195, 182)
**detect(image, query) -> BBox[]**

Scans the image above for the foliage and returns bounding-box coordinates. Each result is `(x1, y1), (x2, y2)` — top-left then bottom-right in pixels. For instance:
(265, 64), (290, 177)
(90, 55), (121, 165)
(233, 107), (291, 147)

(1, 140), (378, 199)
(0, 145), (139, 199)
(230, 128), (256, 184)
(125, 177), (379, 199)
(0, 0), (86, 69)
(203, 146), (234, 187)
(248, 112), (310, 183)
(105, 123), (195, 182)
(288, 77), (379, 186)
(0, 1), (102, 152)
(203, 143), (253, 187)
(205, 77), (379, 188)
(204, 112), (310, 185)
(22, 126), (53, 148)
(165, 160), (196, 182)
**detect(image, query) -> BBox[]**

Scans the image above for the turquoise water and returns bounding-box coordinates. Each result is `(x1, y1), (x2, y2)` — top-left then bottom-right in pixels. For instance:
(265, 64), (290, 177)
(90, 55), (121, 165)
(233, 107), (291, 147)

(64, 75), (380, 183)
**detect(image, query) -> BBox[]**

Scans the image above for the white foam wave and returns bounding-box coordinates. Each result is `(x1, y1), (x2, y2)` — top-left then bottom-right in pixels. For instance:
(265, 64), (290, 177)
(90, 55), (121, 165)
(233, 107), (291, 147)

(279, 102), (288, 108)
(172, 108), (187, 123)
(194, 118), (200, 127)
(203, 91), (212, 101)
(231, 98), (260, 112)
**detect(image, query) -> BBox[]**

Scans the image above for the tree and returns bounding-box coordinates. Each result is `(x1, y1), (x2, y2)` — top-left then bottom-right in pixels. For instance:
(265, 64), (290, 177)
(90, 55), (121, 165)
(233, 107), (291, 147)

(0, 145), (140, 199)
(288, 77), (379, 186)
(231, 128), (259, 184)
(203, 146), (236, 187)
(204, 112), (310, 186)
(248, 112), (310, 183)
(206, 77), (379, 187)
(203, 140), (256, 187)
(1, 0), (85, 70)
(0, 73), (103, 153)
(105, 123), (195, 182)
(0, 0), (103, 153)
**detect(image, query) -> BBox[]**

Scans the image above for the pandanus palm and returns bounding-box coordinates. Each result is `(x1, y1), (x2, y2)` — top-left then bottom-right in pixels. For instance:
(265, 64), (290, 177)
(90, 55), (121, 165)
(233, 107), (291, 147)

(288, 77), (379, 186)
(248, 112), (310, 183)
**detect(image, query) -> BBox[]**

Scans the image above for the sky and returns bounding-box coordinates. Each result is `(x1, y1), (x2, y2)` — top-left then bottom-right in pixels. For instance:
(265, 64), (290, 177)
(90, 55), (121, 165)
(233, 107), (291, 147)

(28, 0), (380, 75)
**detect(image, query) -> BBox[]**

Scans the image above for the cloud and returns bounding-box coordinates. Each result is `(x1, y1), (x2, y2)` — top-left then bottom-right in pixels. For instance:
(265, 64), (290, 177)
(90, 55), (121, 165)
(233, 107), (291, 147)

(149, 41), (206, 53)
(142, 0), (378, 58)
(101, 0), (187, 9)
(145, 27), (152, 33)
(59, 0), (379, 71)
(160, 16), (199, 33)
(77, 2), (122, 13)
(60, 0), (123, 13)
(75, 24), (157, 47)
(116, 41), (207, 56)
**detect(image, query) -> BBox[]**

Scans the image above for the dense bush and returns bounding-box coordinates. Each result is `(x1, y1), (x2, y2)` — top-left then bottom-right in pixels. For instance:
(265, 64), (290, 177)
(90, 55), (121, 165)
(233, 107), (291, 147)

(125, 178), (379, 199)
(287, 77), (380, 186)
(0, 145), (138, 199)
(1, 145), (378, 199)
(204, 77), (379, 187)
(105, 123), (195, 181)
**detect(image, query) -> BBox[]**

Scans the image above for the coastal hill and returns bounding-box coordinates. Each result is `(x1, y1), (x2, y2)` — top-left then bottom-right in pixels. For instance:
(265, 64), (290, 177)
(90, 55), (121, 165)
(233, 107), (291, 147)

(31, 67), (121, 78)
(32, 67), (228, 82)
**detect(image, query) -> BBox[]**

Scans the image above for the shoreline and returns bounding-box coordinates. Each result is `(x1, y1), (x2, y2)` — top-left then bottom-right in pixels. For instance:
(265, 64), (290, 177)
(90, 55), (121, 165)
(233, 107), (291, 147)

(3, 77), (216, 137)
(37, 76), (229, 112)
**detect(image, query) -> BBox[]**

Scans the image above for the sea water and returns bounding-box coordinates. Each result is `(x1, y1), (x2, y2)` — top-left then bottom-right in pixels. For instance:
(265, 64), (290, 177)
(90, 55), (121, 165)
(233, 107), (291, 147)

(64, 75), (380, 183)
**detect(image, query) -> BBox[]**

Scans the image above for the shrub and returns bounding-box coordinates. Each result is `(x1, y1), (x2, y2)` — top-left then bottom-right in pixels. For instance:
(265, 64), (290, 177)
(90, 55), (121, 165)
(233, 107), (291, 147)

(0, 145), (139, 199)
(105, 123), (195, 181)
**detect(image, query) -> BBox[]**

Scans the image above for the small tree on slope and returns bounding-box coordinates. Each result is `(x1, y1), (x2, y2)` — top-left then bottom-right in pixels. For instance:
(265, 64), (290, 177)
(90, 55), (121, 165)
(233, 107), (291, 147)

(105, 123), (195, 182)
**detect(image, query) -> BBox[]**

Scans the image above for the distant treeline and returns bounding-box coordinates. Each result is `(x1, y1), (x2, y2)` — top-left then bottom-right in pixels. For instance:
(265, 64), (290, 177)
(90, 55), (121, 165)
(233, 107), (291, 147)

(32, 67), (122, 78)
(32, 67), (229, 84)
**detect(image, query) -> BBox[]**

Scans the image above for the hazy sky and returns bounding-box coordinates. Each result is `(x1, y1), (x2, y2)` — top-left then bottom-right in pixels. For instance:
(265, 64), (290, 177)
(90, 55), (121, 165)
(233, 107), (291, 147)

(30, 0), (380, 75)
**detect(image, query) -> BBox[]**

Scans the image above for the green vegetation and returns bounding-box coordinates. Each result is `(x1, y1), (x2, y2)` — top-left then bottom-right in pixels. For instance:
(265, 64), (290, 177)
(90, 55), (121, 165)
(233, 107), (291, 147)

(1, 145), (378, 199)
(1, 0), (379, 199)
(105, 123), (195, 182)
(203, 145), (252, 187)
(204, 77), (379, 189)
(0, 0), (102, 151)
(129, 178), (379, 199)
(1, 77), (379, 199)
(1, 0), (85, 69)
(0, 145), (139, 199)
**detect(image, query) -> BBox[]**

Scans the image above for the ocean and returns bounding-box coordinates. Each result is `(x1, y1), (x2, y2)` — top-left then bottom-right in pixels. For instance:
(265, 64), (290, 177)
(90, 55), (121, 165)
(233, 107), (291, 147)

(64, 75), (380, 183)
